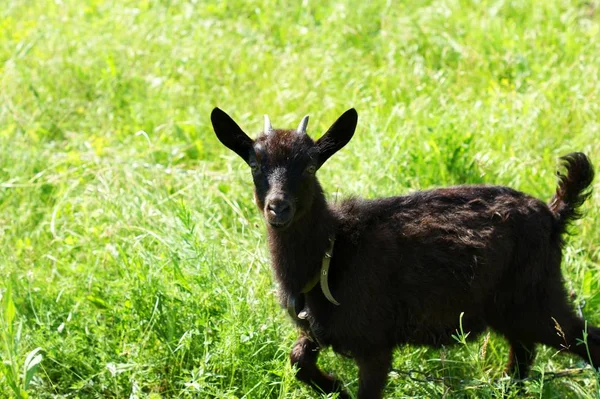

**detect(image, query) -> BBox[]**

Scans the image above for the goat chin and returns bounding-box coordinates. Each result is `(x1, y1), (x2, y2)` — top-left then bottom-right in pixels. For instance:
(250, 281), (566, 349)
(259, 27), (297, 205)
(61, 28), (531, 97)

(212, 107), (598, 399)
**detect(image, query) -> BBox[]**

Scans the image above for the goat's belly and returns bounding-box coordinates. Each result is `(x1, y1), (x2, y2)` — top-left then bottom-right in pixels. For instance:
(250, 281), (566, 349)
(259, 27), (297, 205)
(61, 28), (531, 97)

(307, 314), (396, 357)
(402, 317), (488, 347)
(383, 287), (491, 346)
(305, 293), (490, 355)
(309, 316), (488, 358)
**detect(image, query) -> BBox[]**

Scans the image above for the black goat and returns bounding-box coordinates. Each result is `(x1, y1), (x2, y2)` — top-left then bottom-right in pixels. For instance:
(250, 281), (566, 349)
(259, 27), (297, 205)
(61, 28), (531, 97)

(211, 107), (599, 399)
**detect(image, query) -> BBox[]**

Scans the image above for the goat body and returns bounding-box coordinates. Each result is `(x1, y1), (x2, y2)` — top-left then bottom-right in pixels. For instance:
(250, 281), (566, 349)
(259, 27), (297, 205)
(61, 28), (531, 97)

(211, 108), (599, 399)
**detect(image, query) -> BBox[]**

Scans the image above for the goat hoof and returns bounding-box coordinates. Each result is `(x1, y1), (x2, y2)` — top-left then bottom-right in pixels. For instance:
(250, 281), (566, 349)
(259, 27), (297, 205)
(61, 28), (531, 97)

(328, 376), (349, 398)
(335, 391), (351, 399)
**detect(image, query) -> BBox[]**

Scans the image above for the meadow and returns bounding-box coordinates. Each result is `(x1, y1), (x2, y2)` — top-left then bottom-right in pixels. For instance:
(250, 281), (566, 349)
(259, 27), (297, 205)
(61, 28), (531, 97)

(1, 0), (600, 397)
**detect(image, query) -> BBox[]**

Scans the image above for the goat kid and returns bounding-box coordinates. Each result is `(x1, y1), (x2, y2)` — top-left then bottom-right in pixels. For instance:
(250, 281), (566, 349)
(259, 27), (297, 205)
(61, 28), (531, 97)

(211, 107), (599, 399)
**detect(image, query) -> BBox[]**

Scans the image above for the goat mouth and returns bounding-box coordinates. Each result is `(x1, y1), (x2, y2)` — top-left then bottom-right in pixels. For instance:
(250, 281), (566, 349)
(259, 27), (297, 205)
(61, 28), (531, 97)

(265, 207), (294, 230)
(267, 219), (291, 230)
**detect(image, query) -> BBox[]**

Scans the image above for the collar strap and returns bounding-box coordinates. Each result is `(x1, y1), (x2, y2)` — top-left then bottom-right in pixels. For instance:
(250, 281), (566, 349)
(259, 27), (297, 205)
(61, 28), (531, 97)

(320, 236), (340, 305)
(300, 235), (340, 306)
(287, 236), (340, 320)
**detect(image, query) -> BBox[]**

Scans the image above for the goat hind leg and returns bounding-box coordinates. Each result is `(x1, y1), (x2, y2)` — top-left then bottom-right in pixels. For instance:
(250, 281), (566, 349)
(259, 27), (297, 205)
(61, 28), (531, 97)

(573, 323), (600, 369)
(531, 309), (600, 369)
(290, 333), (349, 398)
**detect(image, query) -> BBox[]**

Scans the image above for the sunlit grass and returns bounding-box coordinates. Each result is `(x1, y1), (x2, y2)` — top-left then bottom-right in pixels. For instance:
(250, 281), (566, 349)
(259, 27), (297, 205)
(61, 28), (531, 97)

(1, 0), (600, 397)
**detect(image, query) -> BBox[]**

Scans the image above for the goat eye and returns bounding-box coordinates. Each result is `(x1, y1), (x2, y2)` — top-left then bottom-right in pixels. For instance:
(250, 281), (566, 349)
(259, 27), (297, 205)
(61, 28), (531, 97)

(305, 165), (317, 175)
(249, 162), (260, 173)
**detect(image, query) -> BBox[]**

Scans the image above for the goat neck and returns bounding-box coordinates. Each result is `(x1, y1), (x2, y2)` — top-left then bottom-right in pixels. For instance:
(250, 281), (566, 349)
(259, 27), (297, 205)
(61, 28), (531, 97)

(266, 189), (336, 296)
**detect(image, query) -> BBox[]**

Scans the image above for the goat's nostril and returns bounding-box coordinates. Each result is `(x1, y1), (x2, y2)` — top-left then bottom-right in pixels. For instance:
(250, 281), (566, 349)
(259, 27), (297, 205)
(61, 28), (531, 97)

(268, 200), (291, 215)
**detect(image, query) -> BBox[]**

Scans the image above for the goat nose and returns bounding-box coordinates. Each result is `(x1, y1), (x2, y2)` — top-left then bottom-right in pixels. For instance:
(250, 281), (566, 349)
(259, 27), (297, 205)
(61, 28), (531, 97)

(267, 200), (290, 215)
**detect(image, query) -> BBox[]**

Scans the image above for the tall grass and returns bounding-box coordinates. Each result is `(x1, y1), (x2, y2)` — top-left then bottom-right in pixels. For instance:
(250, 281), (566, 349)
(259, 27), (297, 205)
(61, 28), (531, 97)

(1, 0), (599, 397)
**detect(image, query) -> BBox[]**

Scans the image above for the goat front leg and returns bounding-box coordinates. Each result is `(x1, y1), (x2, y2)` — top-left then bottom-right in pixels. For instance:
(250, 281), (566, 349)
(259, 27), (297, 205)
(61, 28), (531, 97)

(506, 341), (536, 380)
(290, 332), (349, 398)
(356, 350), (393, 399)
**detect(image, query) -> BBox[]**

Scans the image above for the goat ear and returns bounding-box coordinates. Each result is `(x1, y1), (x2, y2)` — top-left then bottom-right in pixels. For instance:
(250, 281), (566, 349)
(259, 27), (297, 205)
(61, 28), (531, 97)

(315, 108), (358, 167)
(211, 108), (254, 164)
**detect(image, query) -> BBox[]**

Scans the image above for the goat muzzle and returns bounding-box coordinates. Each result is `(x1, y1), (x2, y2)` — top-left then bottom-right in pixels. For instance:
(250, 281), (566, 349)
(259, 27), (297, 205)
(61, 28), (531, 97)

(265, 198), (293, 229)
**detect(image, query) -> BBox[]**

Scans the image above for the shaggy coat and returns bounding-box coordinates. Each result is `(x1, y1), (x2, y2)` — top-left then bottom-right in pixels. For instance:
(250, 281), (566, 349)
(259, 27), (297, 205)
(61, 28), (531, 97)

(211, 107), (599, 399)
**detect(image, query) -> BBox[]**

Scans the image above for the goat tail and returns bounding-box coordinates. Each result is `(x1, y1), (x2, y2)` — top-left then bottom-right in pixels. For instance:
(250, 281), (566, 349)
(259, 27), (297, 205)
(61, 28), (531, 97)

(549, 152), (595, 234)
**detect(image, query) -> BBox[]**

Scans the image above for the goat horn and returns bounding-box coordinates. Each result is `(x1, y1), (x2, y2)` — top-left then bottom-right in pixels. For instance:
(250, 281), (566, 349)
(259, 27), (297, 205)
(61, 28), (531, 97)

(297, 115), (309, 134)
(264, 115), (273, 134)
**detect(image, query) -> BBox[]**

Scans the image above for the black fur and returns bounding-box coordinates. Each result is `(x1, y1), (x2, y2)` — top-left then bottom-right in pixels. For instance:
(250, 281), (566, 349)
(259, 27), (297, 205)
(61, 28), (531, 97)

(211, 108), (598, 399)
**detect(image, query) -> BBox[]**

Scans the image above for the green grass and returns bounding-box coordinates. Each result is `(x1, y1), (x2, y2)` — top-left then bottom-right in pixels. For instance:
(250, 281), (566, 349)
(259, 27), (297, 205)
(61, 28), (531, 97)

(1, 0), (600, 397)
